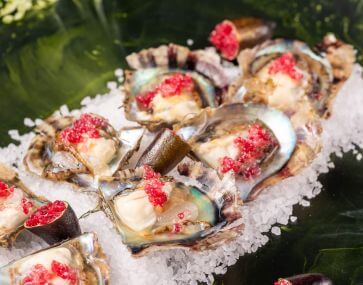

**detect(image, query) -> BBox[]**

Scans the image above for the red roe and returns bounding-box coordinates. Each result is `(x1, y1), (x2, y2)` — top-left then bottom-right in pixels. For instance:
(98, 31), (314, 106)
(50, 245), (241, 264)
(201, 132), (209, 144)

(136, 73), (195, 110)
(172, 222), (183, 233)
(60, 113), (106, 145)
(51, 260), (78, 285)
(22, 261), (77, 285)
(268, 53), (303, 81)
(0, 180), (14, 199)
(209, 20), (240, 60)
(274, 279), (292, 285)
(142, 166), (167, 207)
(22, 264), (54, 285)
(25, 200), (66, 227)
(21, 198), (34, 215)
(219, 123), (278, 180)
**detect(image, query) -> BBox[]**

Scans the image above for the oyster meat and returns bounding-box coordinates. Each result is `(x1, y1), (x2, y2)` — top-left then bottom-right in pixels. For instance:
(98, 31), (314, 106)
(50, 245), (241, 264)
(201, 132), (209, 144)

(24, 113), (144, 187)
(0, 163), (47, 247)
(174, 103), (296, 200)
(124, 43), (239, 131)
(98, 165), (241, 256)
(0, 232), (109, 284)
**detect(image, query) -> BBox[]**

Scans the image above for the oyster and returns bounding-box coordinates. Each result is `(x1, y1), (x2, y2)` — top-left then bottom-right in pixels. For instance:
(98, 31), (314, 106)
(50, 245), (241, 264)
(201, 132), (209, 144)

(174, 103), (296, 200)
(24, 113), (144, 187)
(124, 43), (238, 131)
(0, 163), (47, 247)
(98, 165), (242, 256)
(209, 18), (276, 60)
(0, 232), (109, 284)
(233, 37), (355, 117)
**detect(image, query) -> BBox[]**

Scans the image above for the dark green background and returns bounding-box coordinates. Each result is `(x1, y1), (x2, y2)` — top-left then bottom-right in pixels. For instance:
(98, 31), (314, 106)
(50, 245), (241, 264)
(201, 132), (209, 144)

(0, 1), (362, 284)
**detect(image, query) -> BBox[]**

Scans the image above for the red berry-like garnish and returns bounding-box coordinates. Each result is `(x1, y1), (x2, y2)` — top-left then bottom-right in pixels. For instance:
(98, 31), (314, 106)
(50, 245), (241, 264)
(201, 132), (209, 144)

(268, 53), (303, 81)
(144, 178), (167, 207)
(177, 212), (185, 220)
(25, 201), (66, 227)
(51, 260), (78, 285)
(274, 278), (292, 285)
(136, 73), (195, 110)
(143, 165), (161, 180)
(0, 180), (14, 199)
(219, 156), (242, 174)
(172, 222), (183, 233)
(21, 198), (34, 215)
(242, 164), (261, 180)
(209, 20), (240, 60)
(60, 113), (105, 144)
(22, 264), (54, 285)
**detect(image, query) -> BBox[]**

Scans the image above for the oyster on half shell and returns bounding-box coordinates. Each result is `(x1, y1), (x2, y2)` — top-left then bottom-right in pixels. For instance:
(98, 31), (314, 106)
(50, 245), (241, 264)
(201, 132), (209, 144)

(0, 232), (109, 285)
(124, 43), (240, 131)
(174, 103), (296, 201)
(24, 113), (144, 188)
(98, 166), (242, 256)
(0, 163), (47, 247)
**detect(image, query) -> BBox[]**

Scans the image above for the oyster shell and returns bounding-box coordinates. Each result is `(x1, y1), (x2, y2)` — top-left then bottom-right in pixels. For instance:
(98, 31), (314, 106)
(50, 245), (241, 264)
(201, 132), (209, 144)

(124, 43), (239, 131)
(174, 103), (296, 200)
(0, 232), (109, 284)
(0, 163), (47, 247)
(98, 166), (242, 256)
(24, 113), (144, 187)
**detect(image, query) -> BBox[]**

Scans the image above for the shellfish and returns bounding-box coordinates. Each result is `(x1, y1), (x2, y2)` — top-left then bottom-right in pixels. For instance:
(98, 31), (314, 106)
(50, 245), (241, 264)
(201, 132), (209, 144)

(0, 232), (110, 284)
(124, 43), (239, 131)
(174, 103), (296, 200)
(98, 165), (242, 256)
(24, 113), (144, 187)
(0, 163), (46, 247)
(209, 17), (276, 60)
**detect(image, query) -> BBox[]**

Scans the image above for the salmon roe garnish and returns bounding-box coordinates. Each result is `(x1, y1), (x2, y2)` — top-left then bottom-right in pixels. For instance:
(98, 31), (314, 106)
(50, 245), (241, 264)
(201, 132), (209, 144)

(219, 123), (278, 180)
(136, 73), (195, 110)
(209, 20), (239, 60)
(51, 260), (78, 285)
(0, 180), (14, 199)
(142, 165), (167, 207)
(21, 261), (78, 285)
(268, 53), (303, 81)
(25, 200), (66, 227)
(60, 113), (106, 144)
(22, 264), (54, 285)
(274, 278), (292, 285)
(21, 198), (34, 215)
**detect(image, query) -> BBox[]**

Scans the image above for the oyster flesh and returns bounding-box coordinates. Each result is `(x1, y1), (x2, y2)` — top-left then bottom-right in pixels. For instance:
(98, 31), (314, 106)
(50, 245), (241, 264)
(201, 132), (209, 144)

(174, 103), (296, 200)
(0, 163), (47, 247)
(124, 43), (239, 131)
(24, 113), (144, 187)
(98, 165), (242, 256)
(0, 232), (109, 284)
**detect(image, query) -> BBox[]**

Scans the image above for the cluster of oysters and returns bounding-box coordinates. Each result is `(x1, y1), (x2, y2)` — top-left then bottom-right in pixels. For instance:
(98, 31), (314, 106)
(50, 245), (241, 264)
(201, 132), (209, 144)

(0, 17), (355, 284)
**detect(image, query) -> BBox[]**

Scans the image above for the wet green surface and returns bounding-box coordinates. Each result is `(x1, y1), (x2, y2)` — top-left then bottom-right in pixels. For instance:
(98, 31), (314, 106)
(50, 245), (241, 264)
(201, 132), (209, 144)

(0, 0), (362, 284)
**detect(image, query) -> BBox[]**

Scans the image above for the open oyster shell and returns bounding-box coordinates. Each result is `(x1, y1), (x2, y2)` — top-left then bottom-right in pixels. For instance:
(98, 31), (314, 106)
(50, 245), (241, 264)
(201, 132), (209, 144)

(0, 163), (47, 247)
(124, 43), (239, 131)
(98, 166), (242, 256)
(0, 232), (109, 284)
(24, 113), (144, 188)
(174, 103), (296, 201)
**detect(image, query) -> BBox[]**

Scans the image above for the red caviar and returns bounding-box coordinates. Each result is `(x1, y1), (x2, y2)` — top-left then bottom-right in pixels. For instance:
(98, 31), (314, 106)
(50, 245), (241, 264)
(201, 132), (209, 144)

(60, 113), (106, 144)
(209, 20), (239, 60)
(172, 222), (183, 233)
(25, 200), (66, 227)
(136, 73), (195, 110)
(142, 166), (167, 207)
(219, 123), (278, 180)
(22, 261), (77, 285)
(0, 180), (14, 199)
(51, 260), (78, 285)
(268, 53), (303, 81)
(21, 198), (34, 215)
(274, 279), (292, 285)
(22, 264), (54, 285)
(177, 212), (185, 220)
